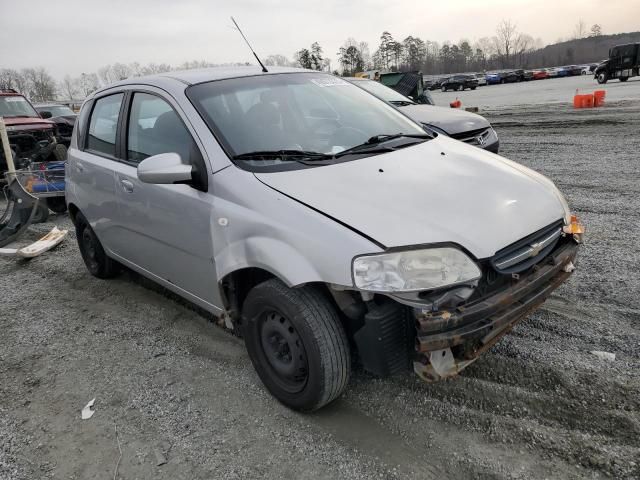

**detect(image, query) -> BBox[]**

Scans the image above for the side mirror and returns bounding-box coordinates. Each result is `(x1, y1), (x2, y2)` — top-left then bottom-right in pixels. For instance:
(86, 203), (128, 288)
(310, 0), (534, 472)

(137, 152), (193, 184)
(40, 111), (52, 119)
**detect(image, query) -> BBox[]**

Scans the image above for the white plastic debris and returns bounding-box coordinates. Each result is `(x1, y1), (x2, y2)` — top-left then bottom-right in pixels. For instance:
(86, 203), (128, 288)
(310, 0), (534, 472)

(590, 351), (616, 362)
(81, 398), (96, 419)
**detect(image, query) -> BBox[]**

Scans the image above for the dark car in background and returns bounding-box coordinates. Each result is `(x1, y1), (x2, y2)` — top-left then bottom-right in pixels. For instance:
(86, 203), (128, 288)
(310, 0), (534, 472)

(349, 77), (499, 153)
(441, 74), (478, 91)
(34, 103), (77, 147)
(428, 76), (449, 90)
(562, 65), (583, 76)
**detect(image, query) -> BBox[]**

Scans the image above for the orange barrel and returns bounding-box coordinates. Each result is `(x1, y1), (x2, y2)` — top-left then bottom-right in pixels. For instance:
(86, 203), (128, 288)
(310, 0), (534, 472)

(582, 95), (595, 108)
(450, 99), (462, 108)
(573, 93), (581, 108)
(593, 90), (606, 107)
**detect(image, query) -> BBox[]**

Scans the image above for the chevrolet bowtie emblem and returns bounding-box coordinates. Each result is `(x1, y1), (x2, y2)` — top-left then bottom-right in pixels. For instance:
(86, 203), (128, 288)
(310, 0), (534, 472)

(530, 241), (543, 257)
(476, 135), (486, 146)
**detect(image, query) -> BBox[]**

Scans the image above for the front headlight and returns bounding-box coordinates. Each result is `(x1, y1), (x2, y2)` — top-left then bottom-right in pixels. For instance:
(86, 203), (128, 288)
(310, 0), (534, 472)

(353, 248), (481, 292)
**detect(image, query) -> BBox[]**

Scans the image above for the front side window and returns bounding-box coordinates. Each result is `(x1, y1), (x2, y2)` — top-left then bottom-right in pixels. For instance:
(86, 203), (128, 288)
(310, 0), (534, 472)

(87, 93), (123, 157)
(187, 73), (426, 169)
(0, 96), (39, 118)
(127, 93), (194, 164)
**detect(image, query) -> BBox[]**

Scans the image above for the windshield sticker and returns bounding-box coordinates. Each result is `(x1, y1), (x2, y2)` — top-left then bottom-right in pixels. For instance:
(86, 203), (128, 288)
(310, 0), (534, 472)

(311, 77), (349, 88)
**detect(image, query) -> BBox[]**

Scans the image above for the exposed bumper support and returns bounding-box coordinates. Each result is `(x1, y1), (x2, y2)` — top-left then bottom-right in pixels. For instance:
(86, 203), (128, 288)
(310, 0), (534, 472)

(414, 241), (579, 381)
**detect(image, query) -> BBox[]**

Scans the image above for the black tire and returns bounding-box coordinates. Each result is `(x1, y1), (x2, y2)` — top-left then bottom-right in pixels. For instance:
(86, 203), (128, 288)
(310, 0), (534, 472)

(49, 144), (67, 162)
(31, 203), (49, 223)
(597, 72), (608, 84)
(620, 76), (628, 82)
(242, 279), (350, 411)
(500, 79), (505, 84)
(75, 212), (119, 278)
(46, 197), (68, 214)
(458, 84), (464, 91)
(471, 86), (477, 90)
(441, 86), (446, 92)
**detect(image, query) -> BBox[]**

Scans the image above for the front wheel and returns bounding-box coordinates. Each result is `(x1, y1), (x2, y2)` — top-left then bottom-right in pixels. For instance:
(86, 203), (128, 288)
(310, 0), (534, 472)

(597, 72), (608, 84)
(75, 212), (120, 278)
(242, 279), (351, 411)
(620, 76), (628, 82)
(471, 86), (477, 90)
(441, 86), (447, 92)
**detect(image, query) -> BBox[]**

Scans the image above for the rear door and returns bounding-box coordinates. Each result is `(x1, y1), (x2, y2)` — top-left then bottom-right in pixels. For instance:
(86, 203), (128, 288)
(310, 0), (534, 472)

(68, 92), (125, 251)
(108, 88), (219, 306)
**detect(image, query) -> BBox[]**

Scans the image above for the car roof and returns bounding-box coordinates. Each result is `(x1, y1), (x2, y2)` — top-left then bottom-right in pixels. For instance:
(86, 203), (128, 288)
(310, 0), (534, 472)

(33, 103), (65, 107)
(90, 65), (317, 99)
(109, 66), (312, 88)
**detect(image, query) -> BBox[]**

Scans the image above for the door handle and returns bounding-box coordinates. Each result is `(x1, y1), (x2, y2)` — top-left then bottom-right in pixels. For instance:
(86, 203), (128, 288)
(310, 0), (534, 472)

(76, 162), (84, 173)
(120, 179), (134, 193)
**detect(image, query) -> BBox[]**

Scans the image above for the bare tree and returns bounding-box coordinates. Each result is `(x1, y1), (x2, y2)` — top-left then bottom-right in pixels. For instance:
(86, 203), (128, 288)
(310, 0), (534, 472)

(22, 67), (56, 101)
(573, 19), (587, 39)
(264, 54), (291, 67)
(0, 69), (20, 90)
(590, 24), (603, 37)
(60, 75), (78, 99)
(494, 19), (518, 68)
(79, 73), (99, 96)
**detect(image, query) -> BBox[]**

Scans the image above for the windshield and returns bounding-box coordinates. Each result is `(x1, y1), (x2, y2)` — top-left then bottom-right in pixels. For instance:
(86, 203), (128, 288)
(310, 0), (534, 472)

(354, 80), (413, 104)
(36, 105), (75, 117)
(0, 96), (39, 118)
(187, 73), (426, 167)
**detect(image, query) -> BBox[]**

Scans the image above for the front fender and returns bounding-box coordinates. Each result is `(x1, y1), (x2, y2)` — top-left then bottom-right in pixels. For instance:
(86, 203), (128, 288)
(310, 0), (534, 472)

(215, 236), (323, 287)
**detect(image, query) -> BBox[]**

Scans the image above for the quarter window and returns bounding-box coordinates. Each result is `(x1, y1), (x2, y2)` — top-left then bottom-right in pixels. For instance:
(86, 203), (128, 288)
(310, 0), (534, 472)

(87, 93), (123, 157)
(127, 93), (194, 164)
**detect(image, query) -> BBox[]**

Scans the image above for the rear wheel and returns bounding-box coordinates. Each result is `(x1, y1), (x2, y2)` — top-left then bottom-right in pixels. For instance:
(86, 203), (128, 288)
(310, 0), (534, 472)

(242, 279), (350, 411)
(471, 86), (477, 90)
(620, 76), (629, 82)
(75, 212), (119, 278)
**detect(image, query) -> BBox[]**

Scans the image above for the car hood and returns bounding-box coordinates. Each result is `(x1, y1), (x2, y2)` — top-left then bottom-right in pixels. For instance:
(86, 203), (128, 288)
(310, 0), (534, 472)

(50, 115), (77, 125)
(3, 117), (54, 129)
(255, 136), (568, 259)
(397, 105), (490, 135)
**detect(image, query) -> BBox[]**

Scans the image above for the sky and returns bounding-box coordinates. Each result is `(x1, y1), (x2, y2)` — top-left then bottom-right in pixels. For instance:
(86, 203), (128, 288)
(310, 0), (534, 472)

(1, 0), (639, 78)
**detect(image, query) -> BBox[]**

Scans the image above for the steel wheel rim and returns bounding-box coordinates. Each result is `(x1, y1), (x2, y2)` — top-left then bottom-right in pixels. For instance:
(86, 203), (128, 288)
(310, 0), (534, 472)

(82, 228), (99, 271)
(259, 310), (308, 393)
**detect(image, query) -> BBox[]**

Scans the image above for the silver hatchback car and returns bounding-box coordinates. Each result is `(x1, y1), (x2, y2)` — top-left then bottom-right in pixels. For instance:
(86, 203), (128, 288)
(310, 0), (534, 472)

(67, 67), (582, 411)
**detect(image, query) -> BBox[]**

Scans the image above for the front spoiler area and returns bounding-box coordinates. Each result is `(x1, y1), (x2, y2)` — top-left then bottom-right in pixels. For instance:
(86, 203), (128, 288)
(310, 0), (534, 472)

(413, 241), (579, 381)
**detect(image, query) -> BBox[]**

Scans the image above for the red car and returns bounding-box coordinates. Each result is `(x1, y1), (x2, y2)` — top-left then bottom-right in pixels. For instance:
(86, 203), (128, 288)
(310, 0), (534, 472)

(0, 89), (66, 173)
(532, 69), (549, 80)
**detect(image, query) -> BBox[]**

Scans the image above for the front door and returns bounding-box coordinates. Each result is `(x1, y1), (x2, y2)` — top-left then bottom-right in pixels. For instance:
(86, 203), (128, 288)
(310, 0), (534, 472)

(110, 91), (219, 307)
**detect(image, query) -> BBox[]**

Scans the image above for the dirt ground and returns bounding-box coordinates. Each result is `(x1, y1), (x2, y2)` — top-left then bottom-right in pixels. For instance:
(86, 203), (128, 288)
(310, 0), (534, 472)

(1, 97), (639, 479)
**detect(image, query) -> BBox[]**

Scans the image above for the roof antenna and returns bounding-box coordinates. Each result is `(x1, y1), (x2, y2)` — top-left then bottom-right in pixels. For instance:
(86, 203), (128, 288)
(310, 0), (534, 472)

(231, 16), (268, 73)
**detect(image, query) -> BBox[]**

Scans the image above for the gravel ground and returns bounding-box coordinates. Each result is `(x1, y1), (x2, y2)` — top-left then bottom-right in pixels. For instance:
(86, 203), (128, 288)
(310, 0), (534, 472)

(1, 95), (639, 479)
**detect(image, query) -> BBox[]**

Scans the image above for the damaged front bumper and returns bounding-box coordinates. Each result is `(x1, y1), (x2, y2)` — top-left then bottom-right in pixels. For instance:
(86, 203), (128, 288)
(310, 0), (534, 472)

(413, 240), (579, 381)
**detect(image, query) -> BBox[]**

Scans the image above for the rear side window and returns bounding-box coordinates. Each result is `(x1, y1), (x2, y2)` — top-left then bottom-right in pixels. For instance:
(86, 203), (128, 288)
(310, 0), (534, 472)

(87, 93), (123, 157)
(127, 93), (194, 164)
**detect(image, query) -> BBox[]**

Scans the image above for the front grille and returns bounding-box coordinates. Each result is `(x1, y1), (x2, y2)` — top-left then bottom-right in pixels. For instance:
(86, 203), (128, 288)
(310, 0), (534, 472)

(450, 127), (491, 146)
(491, 220), (564, 274)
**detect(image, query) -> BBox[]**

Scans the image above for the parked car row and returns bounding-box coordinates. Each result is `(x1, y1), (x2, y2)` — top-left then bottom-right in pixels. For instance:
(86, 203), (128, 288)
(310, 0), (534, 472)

(427, 63), (599, 90)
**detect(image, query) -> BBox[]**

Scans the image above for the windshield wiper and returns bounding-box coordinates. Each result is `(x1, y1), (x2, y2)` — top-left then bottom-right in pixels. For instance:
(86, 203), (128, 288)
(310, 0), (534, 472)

(334, 133), (431, 158)
(233, 149), (334, 161)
